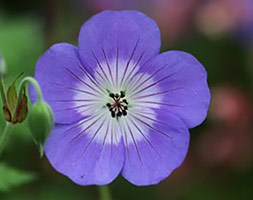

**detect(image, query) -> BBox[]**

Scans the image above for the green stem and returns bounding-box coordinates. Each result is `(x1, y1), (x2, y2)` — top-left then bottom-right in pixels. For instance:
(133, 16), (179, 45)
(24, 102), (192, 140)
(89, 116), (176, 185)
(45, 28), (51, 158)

(0, 76), (7, 105)
(0, 122), (13, 156)
(18, 77), (43, 102)
(98, 185), (112, 200)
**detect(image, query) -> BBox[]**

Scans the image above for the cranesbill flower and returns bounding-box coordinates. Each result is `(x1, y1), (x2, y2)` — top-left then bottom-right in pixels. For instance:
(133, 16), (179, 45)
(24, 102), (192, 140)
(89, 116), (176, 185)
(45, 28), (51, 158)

(31, 10), (210, 186)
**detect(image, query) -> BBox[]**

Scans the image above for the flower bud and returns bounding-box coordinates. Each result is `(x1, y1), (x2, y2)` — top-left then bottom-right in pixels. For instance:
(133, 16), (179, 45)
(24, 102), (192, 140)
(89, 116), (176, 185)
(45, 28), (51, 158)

(28, 100), (54, 157)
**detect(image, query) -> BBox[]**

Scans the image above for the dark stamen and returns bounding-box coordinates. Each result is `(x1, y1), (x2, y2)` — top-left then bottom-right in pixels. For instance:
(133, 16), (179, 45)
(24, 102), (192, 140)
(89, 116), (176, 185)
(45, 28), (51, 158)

(122, 110), (127, 116)
(111, 111), (116, 118)
(117, 111), (122, 117)
(106, 91), (128, 119)
(109, 93), (115, 98)
(120, 91), (125, 98)
(122, 99), (128, 104)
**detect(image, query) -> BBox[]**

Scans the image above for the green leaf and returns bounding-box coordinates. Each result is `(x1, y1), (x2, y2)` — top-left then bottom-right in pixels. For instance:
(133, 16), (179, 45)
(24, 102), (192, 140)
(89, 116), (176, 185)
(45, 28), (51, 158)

(0, 163), (37, 192)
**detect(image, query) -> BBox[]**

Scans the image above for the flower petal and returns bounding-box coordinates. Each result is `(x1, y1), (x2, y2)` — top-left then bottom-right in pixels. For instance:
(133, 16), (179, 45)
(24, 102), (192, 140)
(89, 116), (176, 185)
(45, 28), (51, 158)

(31, 43), (99, 124)
(78, 10), (161, 87)
(45, 122), (124, 185)
(131, 51), (210, 128)
(121, 110), (189, 186)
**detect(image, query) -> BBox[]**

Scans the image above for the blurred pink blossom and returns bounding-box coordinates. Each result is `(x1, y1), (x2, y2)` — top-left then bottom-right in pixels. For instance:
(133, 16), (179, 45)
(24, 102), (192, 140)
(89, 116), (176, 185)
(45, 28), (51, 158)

(197, 85), (253, 170)
(196, 0), (253, 42)
(197, 127), (253, 170)
(209, 85), (253, 128)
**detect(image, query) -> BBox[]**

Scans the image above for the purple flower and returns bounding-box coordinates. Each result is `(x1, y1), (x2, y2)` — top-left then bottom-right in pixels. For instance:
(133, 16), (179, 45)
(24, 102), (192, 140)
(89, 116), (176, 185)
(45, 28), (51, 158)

(32, 10), (210, 186)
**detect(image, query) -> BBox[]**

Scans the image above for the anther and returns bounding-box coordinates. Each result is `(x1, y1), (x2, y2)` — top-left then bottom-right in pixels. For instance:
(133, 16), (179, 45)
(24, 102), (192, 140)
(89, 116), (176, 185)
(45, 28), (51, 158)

(120, 91), (125, 98)
(115, 93), (119, 98)
(117, 112), (122, 117)
(109, 93), (115, 98)
(111, 111), (116, 118)
(122, 110), (127, 116)
(122, 99), (128, 104)
(106, 103), (111, 108)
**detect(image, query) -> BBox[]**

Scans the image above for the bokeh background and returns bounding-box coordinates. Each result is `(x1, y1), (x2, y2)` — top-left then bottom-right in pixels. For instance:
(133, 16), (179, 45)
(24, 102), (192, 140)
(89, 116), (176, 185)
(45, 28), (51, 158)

(0, 0), (253, 199)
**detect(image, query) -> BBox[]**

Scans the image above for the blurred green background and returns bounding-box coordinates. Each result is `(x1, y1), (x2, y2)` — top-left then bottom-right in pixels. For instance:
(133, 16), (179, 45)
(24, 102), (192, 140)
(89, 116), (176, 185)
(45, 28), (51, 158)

(0, 0), (253, 199)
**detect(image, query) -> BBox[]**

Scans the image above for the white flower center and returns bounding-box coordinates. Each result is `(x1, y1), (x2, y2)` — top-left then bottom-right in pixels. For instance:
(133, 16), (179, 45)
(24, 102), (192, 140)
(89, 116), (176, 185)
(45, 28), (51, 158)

(73, 59), (162, 145)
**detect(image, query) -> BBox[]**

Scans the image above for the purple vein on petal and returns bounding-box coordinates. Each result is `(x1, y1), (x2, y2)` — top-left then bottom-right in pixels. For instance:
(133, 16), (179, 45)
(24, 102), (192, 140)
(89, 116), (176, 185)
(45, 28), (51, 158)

(91, 50), (113, 88)
(129, 114), (172, 140)
(128, 117), (160, 156)
(52, 99), (100, 102)
(51, 81), (101, 98)
(130, 69), (181, 97)
(65, 55), (105, 94)
(59, 112), (105, 151)
(54, 105), (102, 122)
(97, 118), (111, 164)
(132, 88), (184, 99)
(65, 67), (104, 96)
(126, 48), (155, 86)
(71, 105), (103, 117)
(102, 48), (115, 86)
(62, 110), (105, 138)
(69, 112), (106, 144)
(110, 119), (114, 164)
(94, 68), (111, 87)
(76, 62), (107, 95)
(76, 48), (106, 85)
(54, 104), (94, 112)
(78, 118), (106, 160)
(132, 110), (156, 116)
(128, 63), (169, 96)
(133, 101), (184, 107)
(121, 49), (146, 87)
(129, 58), (179, 96)
(124, 119), (143, 165)
(123, 120), (131, 161)
(116, 41), (119, 87)
(119, 37), (140, 87)
(136, 113), (168, 126)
